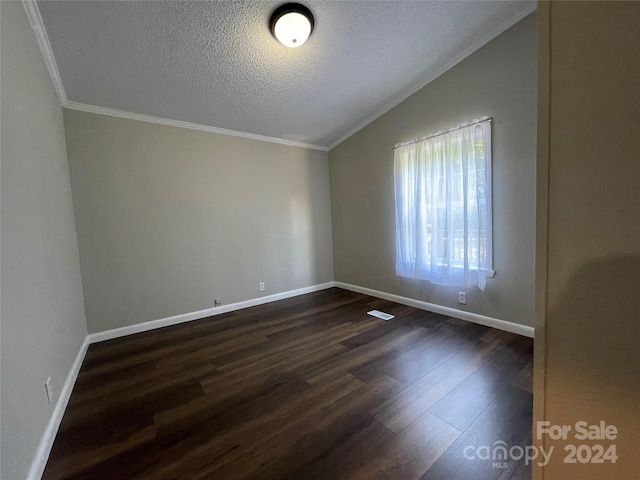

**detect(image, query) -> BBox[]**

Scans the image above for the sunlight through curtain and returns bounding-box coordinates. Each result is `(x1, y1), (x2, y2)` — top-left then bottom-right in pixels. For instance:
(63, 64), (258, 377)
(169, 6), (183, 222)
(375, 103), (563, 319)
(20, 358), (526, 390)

(394, 118), (492, 290)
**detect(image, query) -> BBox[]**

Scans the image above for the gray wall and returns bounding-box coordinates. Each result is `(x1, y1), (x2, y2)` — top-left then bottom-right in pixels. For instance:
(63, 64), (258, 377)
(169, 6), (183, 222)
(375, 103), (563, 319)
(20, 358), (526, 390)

(534, 2), (640, 478)
(64, 110), (334, 333)
(329, 14), (536, 327)
(0, 2), (88, 479)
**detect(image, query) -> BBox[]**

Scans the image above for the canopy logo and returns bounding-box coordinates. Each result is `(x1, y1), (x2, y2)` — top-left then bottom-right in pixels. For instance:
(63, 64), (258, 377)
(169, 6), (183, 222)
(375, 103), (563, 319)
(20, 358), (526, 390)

(463, 441), (554, 468)
(464, 420), (618, 469)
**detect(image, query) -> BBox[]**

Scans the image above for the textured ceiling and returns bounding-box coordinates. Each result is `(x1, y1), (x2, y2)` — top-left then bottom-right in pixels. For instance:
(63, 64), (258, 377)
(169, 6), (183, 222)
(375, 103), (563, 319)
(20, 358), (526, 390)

(37, 0), (535, 148)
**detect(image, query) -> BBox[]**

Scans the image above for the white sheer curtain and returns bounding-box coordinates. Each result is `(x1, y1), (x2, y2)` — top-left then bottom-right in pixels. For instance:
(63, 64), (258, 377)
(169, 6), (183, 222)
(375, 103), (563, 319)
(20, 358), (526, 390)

(394, 118), (492, 290)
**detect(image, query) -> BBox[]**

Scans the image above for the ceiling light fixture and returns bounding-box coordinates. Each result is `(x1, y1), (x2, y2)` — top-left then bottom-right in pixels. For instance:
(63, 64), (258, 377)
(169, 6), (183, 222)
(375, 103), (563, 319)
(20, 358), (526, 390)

(270, 3), (314, 48)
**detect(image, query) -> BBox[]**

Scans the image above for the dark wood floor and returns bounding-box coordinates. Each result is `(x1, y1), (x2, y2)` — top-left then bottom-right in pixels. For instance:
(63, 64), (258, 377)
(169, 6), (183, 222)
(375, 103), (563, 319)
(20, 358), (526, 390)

(43, 288), (533, 480)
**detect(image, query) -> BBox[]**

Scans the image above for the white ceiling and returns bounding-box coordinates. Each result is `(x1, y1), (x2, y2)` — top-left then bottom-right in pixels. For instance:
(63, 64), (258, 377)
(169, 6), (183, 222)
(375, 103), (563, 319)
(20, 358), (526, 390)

(35, 0), (535, 149)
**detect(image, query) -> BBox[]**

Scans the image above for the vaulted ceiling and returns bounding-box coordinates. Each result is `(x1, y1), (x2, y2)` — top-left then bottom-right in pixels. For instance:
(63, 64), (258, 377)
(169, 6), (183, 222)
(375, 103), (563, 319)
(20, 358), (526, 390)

(36, 0), (535, 149)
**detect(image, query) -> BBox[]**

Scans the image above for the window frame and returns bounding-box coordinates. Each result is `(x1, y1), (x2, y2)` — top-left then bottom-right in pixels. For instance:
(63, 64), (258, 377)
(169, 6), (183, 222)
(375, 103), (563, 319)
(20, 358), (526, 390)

(394, 117), (495, 282)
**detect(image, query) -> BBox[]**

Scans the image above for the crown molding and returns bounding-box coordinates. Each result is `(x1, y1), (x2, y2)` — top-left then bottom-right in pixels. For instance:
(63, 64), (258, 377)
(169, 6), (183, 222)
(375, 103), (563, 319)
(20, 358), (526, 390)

(22, 0), (67, 105)
(21, 0), (329, 152)
(62, 101), (330, 151)
(23, 0), (534, 153)
(326, 2), (537, 151)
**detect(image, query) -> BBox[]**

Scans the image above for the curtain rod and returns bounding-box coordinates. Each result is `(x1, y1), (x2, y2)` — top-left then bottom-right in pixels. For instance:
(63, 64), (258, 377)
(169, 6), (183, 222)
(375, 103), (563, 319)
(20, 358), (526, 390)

(392, 117), (492, 151)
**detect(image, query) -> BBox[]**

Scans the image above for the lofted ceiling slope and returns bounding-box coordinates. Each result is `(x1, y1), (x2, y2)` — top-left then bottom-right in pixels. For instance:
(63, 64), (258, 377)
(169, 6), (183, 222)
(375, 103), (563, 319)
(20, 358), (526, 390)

(35, 0), (535, 149)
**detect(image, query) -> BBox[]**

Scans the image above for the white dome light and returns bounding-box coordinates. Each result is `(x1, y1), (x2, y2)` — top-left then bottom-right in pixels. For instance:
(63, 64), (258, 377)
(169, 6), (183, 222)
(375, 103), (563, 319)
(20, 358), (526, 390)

(274, 12), (311, 48)
(270, 4), (314, 48)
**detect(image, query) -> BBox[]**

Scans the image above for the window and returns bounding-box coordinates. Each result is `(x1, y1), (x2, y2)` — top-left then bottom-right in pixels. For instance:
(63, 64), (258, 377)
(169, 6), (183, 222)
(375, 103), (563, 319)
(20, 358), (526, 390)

(394, 117), (493, 290)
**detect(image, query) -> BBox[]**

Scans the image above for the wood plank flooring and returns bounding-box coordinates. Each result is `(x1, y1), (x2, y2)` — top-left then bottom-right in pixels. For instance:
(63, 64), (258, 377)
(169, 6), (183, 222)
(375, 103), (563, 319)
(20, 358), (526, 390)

(43, 288), (533, 480)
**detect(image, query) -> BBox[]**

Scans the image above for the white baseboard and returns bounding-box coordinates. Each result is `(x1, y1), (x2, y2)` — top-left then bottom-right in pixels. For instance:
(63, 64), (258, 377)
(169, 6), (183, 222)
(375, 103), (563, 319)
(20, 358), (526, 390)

(26, 279), (530, 479)
(27, 337), (90, 480)
(87, 282), (337, 344)
(85, 280), (532, 344)
(335, 281), (534, 338)
(27, 282), (335, 479)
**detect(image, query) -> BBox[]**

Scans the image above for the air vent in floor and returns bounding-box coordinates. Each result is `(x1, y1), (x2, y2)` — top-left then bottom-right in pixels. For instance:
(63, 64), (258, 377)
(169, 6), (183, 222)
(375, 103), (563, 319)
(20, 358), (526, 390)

(367, 310), (395, 321)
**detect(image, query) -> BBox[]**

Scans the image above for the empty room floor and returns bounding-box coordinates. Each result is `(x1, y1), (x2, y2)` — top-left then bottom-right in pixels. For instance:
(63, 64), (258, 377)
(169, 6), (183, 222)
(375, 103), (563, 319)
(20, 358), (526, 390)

(43, 288), (533, 480)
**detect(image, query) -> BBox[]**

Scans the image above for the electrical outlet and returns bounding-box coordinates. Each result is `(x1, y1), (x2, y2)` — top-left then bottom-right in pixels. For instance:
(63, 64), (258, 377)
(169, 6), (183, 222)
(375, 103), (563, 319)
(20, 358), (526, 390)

(45, 377), (53, 404)
(458, 292), (467, 305)
(259, 282), (265, 292)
